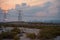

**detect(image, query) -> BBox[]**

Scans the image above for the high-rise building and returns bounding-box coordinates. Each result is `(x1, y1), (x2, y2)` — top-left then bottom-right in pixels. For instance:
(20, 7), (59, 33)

(0, 8), (8, 22)
(15, 4), (22, 21)
(15, 4), (21, 10)
(7, 8), (18, 21)
(18, 10), (22, 21)
(3, 10), (8, 22)
(21, 2), (29, 9)
(21, 3), (27, 6)
(0, 8), (4, 22)
(57, 0), (60, 17)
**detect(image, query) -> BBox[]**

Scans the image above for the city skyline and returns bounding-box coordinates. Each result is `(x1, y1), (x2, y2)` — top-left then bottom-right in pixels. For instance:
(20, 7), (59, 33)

(0, 0), (60, 23)
(0, 0), (50, 10)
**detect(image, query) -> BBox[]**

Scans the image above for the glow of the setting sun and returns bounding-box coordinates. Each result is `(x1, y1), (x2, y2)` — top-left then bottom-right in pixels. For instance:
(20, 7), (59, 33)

(0, 0), (48, 10)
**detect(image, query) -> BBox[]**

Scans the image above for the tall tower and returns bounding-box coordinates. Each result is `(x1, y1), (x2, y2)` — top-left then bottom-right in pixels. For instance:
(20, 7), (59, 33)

(15, 4), (22, 21)
(55, 0), (60, 17)
(3, 10), (8, 22)
(22, 0), (27, 6)
(18, 10), (22, 21)
(15, 0), (27, 21)
(0, 8), (4, 22)
(57, 0), (60, 15)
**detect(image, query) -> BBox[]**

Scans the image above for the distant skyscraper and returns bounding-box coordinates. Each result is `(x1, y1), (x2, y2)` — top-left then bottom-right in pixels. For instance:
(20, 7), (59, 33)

(20, 2), (30, 10)
(21, 2), (29, 8)
(18, 10), (22, 21)
(57, 0), (60, 17)
(15, 4), (20, 10)
(7, 8), (18, 21)
(0, 8), (4, 22)
(15, 4), (22, 21)
(3, 10), (8, 22)
(21, 3), (27, 6)
(15, 3), (29, 21)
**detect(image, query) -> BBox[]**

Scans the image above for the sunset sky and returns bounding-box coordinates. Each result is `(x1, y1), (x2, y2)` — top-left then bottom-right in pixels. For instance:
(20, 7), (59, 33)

(0, 0), (60, 23)
(0, 0), (51, 10)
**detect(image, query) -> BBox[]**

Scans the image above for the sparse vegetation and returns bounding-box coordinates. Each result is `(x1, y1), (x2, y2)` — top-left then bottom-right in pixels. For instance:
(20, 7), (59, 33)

(0, 22), (60, 40)
(26, 33), (36, 40)
(0, 22), (60, 28)
(13, 35), (20, 40)
(0, 27), (20, 40)
(38, 27), (60, 40)
(11, 27), (21, 34)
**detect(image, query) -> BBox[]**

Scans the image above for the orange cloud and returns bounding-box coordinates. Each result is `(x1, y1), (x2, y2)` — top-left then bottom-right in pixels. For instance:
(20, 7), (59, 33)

(0, 0), (48, 10)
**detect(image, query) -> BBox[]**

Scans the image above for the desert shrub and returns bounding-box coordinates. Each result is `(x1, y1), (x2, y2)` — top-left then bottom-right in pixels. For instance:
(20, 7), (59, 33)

(26, 33), (36, 39)
(38, 27), (60, 40)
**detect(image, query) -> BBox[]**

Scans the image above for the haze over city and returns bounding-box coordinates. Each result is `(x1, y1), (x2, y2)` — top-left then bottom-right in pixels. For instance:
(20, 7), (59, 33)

(0, 0), (60, 23)
(0, 0), (49, 10)
(0, 0), (60, 40)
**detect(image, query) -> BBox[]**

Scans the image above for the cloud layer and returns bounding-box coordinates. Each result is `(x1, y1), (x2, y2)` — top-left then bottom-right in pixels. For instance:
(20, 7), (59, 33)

(0, 0), (60, 23)
(0, 0), (48, 10)
(22, 0), (60, 23)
